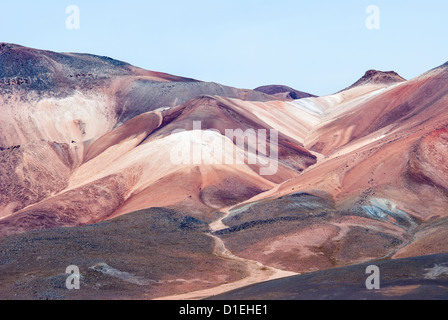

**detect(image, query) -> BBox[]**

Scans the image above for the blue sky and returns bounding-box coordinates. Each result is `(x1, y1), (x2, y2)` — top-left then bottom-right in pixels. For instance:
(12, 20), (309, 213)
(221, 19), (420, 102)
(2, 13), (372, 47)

(0, 0), (447, 95)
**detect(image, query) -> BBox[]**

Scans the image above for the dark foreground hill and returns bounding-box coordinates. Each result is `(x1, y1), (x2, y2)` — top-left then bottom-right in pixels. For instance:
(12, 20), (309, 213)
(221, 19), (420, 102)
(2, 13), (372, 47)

(208, 253), (448, 300)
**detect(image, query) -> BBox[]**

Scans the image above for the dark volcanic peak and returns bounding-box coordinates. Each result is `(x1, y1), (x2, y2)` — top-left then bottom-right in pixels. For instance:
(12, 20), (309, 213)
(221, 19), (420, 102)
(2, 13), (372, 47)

(254, 85), (317, 100)
(0, 42), (133, 78)
(0, 43), (196, 93)
(345, 69), (406, 91)
(438, 61), (448, 69)
(0, 42), (135, 92)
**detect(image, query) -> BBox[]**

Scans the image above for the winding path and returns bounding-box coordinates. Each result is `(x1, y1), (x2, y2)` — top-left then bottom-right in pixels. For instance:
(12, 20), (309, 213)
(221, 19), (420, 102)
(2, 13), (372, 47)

(153, 187), (298, 300)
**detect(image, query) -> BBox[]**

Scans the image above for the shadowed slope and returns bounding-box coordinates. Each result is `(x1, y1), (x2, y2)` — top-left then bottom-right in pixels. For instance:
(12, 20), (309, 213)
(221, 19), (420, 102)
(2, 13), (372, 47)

(0, 208), (247, 300)
(254, 85), (316, 100)
(208, 252), (448, 300)
(116, 81), (280, 124)
(0, 92), (320, 237)
(0, 141), (82, 219)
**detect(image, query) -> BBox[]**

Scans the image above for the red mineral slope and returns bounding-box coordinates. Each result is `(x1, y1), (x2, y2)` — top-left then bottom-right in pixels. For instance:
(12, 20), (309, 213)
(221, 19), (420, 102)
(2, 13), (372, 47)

(0, 93), (321, 237)
(2, 43), (448, 300)
(0, 44), (320, 237)
(0, 43), (278, 149)
(279, 63), (448, 213)
(221, 63), (448, 271)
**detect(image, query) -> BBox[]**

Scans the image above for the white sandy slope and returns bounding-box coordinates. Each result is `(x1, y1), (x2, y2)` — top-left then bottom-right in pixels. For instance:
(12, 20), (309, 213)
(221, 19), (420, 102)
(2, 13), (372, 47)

(0, 91), (117, 148)
(0, 76), (413, 231)
(68, 129), (278, 197)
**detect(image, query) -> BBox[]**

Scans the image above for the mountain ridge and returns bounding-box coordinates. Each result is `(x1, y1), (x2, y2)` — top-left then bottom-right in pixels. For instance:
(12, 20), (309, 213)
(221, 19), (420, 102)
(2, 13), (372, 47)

(1, 43), (448, 300)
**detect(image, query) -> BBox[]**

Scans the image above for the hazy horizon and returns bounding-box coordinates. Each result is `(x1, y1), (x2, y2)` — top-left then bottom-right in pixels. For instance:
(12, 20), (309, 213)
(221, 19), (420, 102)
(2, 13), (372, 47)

(1, 0), (447, 95)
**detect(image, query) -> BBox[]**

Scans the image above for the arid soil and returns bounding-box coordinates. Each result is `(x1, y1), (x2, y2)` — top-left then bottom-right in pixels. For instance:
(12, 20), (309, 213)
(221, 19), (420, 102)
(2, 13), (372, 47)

(208, 252), (448, 300)
(0, 208), (248, 300)
(1, 43), (448, 299)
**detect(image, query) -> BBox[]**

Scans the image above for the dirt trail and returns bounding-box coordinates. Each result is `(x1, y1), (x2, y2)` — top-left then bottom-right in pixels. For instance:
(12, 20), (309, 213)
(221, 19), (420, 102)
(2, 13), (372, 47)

(153, 184), (298, 300)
